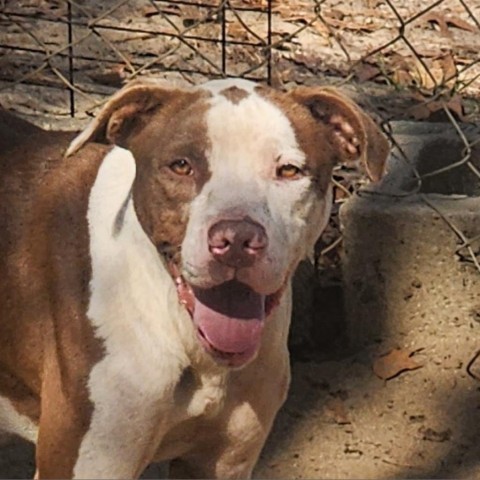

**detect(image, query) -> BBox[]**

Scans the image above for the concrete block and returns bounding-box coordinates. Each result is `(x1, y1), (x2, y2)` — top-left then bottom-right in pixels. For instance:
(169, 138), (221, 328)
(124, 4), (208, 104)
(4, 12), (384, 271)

(341, 122), (480, 348)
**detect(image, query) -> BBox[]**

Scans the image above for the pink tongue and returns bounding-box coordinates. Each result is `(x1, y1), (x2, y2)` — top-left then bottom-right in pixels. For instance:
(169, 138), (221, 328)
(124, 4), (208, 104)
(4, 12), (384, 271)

(192, 280), (265, 354)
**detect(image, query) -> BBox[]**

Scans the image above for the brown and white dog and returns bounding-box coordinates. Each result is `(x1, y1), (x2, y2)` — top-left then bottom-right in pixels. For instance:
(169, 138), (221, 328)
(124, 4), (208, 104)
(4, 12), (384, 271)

(0, 79), (388, 479)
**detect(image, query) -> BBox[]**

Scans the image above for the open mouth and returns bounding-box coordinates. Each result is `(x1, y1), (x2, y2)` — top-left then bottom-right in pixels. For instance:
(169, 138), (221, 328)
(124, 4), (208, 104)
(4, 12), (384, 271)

(170, 263), (283, 367)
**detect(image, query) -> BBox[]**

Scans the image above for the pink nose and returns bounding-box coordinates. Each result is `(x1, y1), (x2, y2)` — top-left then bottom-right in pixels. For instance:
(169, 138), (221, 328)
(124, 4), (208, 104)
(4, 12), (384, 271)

(208, 219), (268, 268)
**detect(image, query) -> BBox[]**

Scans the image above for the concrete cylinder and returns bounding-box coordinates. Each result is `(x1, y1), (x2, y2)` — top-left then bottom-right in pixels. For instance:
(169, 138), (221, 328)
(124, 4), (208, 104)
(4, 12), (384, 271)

(340, 122), (480, 348)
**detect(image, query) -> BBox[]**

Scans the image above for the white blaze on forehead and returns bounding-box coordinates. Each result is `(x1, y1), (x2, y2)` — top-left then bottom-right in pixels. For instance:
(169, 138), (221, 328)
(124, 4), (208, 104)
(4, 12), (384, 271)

(202, 81), (306, 177)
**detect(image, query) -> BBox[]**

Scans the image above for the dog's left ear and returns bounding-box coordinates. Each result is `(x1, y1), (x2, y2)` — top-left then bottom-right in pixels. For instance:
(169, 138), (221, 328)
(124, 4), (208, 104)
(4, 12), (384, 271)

(290, 87), (389, 181)
(65, 80), (190, 157)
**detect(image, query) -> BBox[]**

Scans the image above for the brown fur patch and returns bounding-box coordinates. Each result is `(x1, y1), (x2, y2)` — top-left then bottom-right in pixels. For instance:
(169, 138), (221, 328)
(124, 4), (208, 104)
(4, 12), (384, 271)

(129, 91), (213, 264)
(0, 129), (108, 477)
(0, 108), (44, 153)
(219, 86), (250, 104)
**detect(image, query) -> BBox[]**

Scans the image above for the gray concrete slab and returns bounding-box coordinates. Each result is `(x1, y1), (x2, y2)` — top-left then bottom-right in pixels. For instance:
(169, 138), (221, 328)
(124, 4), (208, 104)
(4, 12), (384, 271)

(341, 122), (480, 348)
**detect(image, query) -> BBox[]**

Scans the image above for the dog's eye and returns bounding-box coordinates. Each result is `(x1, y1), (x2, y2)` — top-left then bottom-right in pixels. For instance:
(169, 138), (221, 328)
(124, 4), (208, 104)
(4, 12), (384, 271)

(169, 159), (193, 176)
(276, 164), (303, 180)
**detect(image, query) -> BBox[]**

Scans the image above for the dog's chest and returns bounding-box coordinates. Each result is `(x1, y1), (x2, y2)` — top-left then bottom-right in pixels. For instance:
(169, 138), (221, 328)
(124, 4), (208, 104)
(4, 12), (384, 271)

(175, 367), (227, 418)
(153, 369), (228, 461)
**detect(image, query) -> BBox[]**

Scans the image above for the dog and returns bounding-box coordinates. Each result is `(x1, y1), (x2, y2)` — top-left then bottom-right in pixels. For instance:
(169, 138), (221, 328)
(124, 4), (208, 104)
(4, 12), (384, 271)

(0, 78), (388, 479)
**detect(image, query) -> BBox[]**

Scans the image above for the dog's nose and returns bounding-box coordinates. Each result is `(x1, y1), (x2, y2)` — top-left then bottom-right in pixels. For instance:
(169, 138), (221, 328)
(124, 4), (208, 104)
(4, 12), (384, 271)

(208, 219), (268, 268)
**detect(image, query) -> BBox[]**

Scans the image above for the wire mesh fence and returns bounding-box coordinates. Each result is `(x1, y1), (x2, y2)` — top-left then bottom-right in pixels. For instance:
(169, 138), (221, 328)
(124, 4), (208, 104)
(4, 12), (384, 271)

(0, 0), (479, 278)
(0, 0), (276, 119)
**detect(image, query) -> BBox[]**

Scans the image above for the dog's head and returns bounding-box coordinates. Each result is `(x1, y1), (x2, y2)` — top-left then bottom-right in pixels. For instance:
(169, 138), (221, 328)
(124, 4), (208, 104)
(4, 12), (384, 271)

(68, 78), (388, 368)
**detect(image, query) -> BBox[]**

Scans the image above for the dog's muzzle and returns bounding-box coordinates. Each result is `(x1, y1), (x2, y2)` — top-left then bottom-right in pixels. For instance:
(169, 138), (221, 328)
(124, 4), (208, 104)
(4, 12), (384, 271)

(176, 276), (283, 368)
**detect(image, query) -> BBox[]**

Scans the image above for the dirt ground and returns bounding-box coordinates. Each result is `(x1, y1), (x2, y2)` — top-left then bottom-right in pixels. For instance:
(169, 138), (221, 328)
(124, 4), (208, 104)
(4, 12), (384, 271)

(1, 0), (480, 478)
(255, 337), (480, 479)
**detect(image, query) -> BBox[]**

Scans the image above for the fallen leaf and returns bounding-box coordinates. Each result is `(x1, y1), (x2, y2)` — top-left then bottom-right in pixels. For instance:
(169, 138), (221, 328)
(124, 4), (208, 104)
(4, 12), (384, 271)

(446, 95), (466, 121)
(423, 13), (478, 35)
(424, 12), (451, 36)
(392, 68), (415, 88)
(142, 4), (180, 17)
(142, 6), (159, 17)
(88, 65), (128, 87)
(411, 57), (439, 90)
(445, 15), (478, 33)
(419, 426), (452, 442)
(408, 105), (429, 121)
(322, 15), (378, 32)
(227, 23), (251, 42)
(408, 96), (467, 121)
(409, 100), (439, 120)
(324, 398), (351, 425)
(373, 348), (422, 380)
(438, 53), (457, 87)
(354, 62), (381, 82)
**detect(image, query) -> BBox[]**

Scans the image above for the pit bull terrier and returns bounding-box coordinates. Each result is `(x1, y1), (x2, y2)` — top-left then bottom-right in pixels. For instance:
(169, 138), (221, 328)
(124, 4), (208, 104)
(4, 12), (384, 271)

(0, 78), (388, 479)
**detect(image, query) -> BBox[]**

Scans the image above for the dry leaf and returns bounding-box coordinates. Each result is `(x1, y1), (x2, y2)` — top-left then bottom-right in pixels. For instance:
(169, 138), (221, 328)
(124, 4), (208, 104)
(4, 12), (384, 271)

(354, 62), (381, 82)
(438, 53), (457, 87)
(424, 12), (451, 36)
(409, 96), (466, 121)
(324, 398), (351, 425)
(381, 55), (441, 91)
(424, 13), (478, 35)
(389, 52), (416, 88)
(373, 348), (422, 380)
(409, 103), (433, 121)
(392, 68), (415, 88)
(446, 95), (466, 121)
(142, 4), (180, 17)
(322, 15), (378, 32)
(445, 15), (477, 33)
(142, 6), (159, 17)
(419, 426), (452, 442)
(412, 58), (439, 90)
(88, 65), (127, 87)
(227, 24), (251, 42)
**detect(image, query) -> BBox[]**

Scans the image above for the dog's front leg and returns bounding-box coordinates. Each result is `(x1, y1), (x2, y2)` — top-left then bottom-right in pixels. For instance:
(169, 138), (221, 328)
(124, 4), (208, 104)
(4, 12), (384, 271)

(34, 351), (105, 479)
(169, 357), (290, 479)
(168, 423), (266, 480)
(37, 418), (162, 479)
(35, 352), (176, 479)
(68, 397), (172, 479)
(36, 395), (169, 480)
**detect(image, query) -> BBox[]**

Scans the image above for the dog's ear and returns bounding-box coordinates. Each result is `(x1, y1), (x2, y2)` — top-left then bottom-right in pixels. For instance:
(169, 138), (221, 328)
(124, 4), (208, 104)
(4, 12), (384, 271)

(65, 81), (189, 157)
(289, 87), (389, 182)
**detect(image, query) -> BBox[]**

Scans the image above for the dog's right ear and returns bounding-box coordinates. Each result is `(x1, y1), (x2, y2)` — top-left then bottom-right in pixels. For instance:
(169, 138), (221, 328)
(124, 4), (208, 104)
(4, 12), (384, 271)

(289, 87), (389, 182)
(65, 81), (190, 157)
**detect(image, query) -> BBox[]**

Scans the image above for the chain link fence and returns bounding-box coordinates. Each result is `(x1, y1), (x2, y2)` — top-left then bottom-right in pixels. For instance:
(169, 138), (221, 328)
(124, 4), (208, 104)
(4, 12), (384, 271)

(1, 0), (479, 286)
